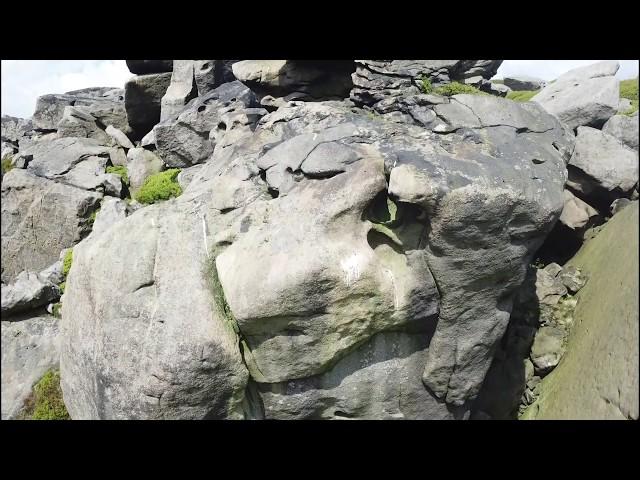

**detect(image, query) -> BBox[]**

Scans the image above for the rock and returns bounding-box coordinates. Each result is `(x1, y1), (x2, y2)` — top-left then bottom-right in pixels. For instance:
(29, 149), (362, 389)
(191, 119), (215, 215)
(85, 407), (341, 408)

(1, 315), (60, 419)
(160, 60), (198, 122)
(90, 197), (128, 236)
(193, 60), (238, 96)
(530, 326), (565, 373)
(535, 268), (568, 306)
(1, 169), (101, 283)
(559, 265), (586, 293)
(154, 80), (259, 168)
(618, 98), (632, 112)
(524, 358), (535, 383)
(522, 202), (638, 419)
(532, 61), (620, 130)
(1, 115), (34, 143)
(60, 201), (249, 419)
(126, 60), (173, 74)
(232, 60), (355, 100)
(176, 164), (204, 190)
(124, 73), (173, 139)
(567, 126), (639, 206)
(108, 146), (128, 166)
(503, 75), (547, 91)
(126, 147), (164, 191)
(1, 271), (60, 316)
(38, 260), (64, 286)
(610, 197), (632, 216)
(489, 83), (511, 97)
(559, 189), (599, 232)
(543, 262), (563, 278)
(56, 106), (111, 144)
(140, 130), (156, 149)
(105, 125), (135, 150)
(350, 60), (502, 108)
(602, 114), (639, 151)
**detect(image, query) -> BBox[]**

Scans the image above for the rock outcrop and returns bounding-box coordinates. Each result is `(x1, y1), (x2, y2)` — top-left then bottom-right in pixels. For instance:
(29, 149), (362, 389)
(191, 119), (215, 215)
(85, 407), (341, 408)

(503, 75), (547, 91)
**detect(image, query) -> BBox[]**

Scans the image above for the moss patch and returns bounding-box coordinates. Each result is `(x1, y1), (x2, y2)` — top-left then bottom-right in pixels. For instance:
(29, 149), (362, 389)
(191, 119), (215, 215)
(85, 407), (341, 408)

(52, 302), (62, 318)
(2, 155), (14, 174)
(507, 90), (540, 102)
(21, 370), (70, 420)
(106, 165), (129, 185)
(433, 81), (489, 97)
(419, 75), (433, 94)
(619, 77), (638, 115)
(62, 250), (73, 277)
(134, 169), (182, 204)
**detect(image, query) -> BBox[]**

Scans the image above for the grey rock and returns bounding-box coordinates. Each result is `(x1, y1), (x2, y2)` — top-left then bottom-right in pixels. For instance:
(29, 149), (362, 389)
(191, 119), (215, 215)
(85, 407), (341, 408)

(489, 83), (511, 97)
(124, 73), (173, 138)
(503, 75), (547, 91)
(535, 268), (568, 306)
(140, 130), (156, 149)
(1, 169), (101, 283)
(602, 114), (639, 151)
(90, 197), (128, 236)
(56, 106), (111, 144)
(108, 146), (128, 166)
(1, 271), (60, 316)
(524, 358), (535, 383)
(105, 125), (135, 150)
(610, 197), (632, 216)
(530, 326), (566, 374)
(618, 98), (632, 113)
(126, 60), (173, 74)
(543, 262), (563, 278)
(127, 147), (164, 192)
(1, 115), (34, 143)
(39, 260), (64, 286)
(559, 189), (599, 232)
(559, 265), (586, 293)
(567, 126), (639, 204)
(532, 61), (620, 129)
(1, 315), (60, 419)
(160, 60), (198, 122)
(176, 164), (204, 190)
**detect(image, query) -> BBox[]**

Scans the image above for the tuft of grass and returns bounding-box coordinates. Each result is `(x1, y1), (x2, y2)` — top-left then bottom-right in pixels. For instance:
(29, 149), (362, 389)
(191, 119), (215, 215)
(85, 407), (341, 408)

(2, 155), (14, 174)
(22, 370), (70, 420)
(433, 81), (489, 97)
(134, 169), (182, 204)
(507, 90), (540, 102)
(106, 165), (129, 185)
(62, 250), (73, 277)
(419, 75), (433, 94)
(52, 302), (62, 318)
(619, 77), (638, 115)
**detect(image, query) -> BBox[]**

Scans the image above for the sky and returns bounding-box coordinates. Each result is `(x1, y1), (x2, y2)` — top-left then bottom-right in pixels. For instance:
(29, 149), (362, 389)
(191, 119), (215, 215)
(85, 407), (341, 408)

(1, 60), (639, 119)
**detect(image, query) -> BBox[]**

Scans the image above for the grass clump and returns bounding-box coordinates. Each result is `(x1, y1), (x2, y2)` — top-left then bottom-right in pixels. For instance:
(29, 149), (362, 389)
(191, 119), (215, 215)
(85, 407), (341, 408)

(52, 303), (62, 318)
(419, 75), (433, 94)
(2, 155), (14, 174)
(21, 370), (70, 420)
(433, 81), (488, 97)
(62, 250), (73, 277)
(507, 90), (540, 102)
(134, 169), (182, 204)
(619, 77), (638, 115)
(106, 165), (129, 185)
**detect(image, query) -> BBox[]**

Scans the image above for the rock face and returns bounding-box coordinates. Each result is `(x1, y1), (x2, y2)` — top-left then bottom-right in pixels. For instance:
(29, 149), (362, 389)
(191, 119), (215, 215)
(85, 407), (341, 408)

(56, 106), (112, 144)
(127, 147), (164, 191)
(160, 60), (198, 121)
(232, 60), (355, 100)
(61, 89), (570, 419)
(350, 60), (503, 108)
(124, 73), (172, 139)
(503, 75), (547, 91)
(1, 169), (101, 283)
(1, 270), (60, 316)
(602, 114), (639, 151)
(559, 189), (599, 234)
(567, 126), (638, 208)
(126, 60), (173, 74)
(532, 61), (620, 130)
(522, 202), (639, 420)
(1, 315), (61, 419)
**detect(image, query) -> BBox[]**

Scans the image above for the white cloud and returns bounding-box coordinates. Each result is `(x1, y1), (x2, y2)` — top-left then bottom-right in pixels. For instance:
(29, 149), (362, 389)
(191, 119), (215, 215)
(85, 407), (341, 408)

(1, 60), (132, 118)
(495, 60), (639, 81)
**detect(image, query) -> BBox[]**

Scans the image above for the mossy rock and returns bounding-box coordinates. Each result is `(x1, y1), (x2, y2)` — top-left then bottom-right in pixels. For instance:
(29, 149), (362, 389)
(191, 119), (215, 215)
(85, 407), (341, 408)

(433, 82), (488, 97)
(2, 155), (14, 174)
(134, 169), (182, 204)
(106, 165), (129, 185)
(619, 77), (638, 115)
(20, 370), (70, 420)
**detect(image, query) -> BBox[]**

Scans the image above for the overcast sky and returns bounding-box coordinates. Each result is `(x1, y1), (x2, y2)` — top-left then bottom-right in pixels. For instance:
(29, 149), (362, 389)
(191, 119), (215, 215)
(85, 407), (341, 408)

(1, 60), (638, 118)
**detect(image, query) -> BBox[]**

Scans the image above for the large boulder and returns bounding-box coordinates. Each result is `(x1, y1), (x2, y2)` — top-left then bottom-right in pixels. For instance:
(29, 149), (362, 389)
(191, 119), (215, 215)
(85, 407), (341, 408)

(532, 61), (620, 130)
(127, 147), (164, 192)
(567, 126), (638, 208)
(350, 60), (503, 108)
(602, 114), (639, 151)
(1, 169), (101, 283)
(56, 106), (112, 144)
(126, 60), (173, 74)
(1, 270), (60, 316)
(1, 115), (34, 144)
(124, 73), (172, 139)
(232, 60), (355, 100)
(160, 60), (198, 122)
(503, 75), (547, 91)
(60, 92), (571, 419)
(522, 202), (638, 419)
(1, 315), (61, 419)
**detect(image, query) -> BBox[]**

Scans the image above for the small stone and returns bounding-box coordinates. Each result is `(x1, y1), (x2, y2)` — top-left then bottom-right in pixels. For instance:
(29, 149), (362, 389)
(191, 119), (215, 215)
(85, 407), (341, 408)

(559, 265), (586, 293)
(531, 326), (565, 373)
(543, 262), (563, 278)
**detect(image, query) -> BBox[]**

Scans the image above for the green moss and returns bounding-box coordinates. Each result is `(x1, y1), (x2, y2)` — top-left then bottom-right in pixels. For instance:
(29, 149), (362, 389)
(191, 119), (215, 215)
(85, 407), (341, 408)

(419, 75), (433, 94)
(507, 90), (540, 102)
(52, 303), (62, 318)
(2, 155), (14, 174)
(433, 81), (489, 97)
(22, 370), (70, 420)
(62, 250), (73, 277)
(134, 169), (182, 204)
(619, 77), (638, 115)
(106, 165), (129, 185)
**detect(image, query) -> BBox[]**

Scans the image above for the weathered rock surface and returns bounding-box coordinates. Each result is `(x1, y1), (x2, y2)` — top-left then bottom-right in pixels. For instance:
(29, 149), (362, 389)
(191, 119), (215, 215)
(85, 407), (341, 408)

(522, 202), (638, 420)
(1, 315), (60, 419)
(567, 126), (638, 207)
(1, 115), (34, 143)
(126, 60), (173, 74)
(56, 106), (111, 144)
(90, 197), (129, 236)
(532, 61), (620, 130)
(602, 114), (639, 151)
(530, 326), (565, 373)
(1, 271), (60, 316)
(124, 73), (172, 139)
(105, 125), (135, 149)
(1, 169), (101, 283)
(503, 75), (546, 91)
(559, 189), (599, 233)
(127, 147), (164, 191)
(160, 60), (198, 122)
